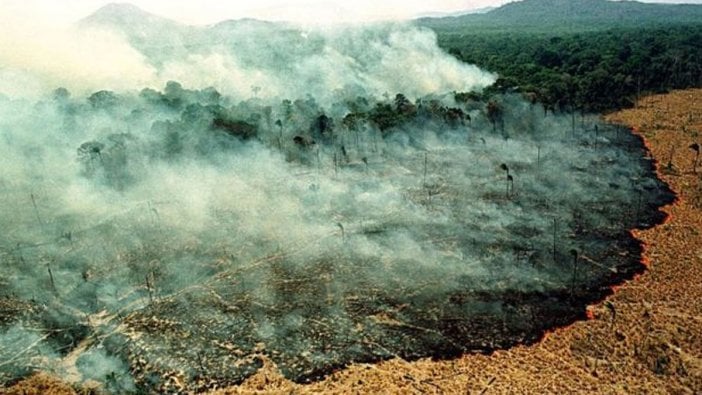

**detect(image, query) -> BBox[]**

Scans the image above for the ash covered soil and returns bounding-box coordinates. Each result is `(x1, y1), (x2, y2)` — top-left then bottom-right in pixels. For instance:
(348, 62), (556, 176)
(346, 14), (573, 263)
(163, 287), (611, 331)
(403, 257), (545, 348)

(0, 86), (675, 393)
(0, 7), (686, 392)
(220, 88), (701, 394)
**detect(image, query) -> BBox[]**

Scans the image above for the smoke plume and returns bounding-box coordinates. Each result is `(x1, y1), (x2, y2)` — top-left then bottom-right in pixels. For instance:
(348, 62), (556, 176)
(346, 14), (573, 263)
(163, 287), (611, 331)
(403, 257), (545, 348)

(0, 4), (672, 393)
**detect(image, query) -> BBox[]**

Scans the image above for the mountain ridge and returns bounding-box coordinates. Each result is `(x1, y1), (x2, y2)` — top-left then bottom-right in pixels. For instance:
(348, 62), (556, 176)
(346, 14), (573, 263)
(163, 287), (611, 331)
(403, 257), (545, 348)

(418, 0), (702, 32)
(412, 6), (497, 19)
(80, 2), (178, 26)
(80, 2), (279, 31)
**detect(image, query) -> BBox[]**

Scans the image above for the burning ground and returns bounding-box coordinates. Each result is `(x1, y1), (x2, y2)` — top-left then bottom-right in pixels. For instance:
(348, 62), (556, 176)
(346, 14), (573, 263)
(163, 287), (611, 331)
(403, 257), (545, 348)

(0, 4), (676, 393)
(0, 87), (673, 392)
(214, 88), (700, 395)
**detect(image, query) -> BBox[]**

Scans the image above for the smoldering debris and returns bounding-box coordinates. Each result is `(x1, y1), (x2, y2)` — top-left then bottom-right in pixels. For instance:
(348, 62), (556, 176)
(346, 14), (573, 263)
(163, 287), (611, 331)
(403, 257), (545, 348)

(0, 5), (673, 393)
(0, 82), (673, 391)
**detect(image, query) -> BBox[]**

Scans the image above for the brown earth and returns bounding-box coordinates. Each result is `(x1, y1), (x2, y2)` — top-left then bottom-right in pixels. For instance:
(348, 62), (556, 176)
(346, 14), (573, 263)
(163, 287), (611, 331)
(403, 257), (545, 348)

(3, 89), (701, 395)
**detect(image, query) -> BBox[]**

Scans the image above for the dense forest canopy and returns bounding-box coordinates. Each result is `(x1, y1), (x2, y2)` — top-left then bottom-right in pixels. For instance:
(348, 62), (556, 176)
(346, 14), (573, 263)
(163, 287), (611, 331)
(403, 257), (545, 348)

(419, 0), (702, 113)
(420, 0), (702, 33)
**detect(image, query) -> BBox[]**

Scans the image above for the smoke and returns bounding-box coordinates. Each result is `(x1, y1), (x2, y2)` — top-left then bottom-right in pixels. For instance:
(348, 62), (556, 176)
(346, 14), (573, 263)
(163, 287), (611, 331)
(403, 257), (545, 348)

(0, 4), (494, 101)
(151, 23), (495, 103)
(77, 348), (136, 393)
(0, 10), (155, 98)
(0, 4), (672, 393)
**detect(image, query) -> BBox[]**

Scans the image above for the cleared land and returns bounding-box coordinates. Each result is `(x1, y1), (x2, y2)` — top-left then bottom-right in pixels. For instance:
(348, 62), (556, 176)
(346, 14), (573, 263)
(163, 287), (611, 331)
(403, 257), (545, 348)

(225, 88), (702, 394)
(3, 89), (701, 395)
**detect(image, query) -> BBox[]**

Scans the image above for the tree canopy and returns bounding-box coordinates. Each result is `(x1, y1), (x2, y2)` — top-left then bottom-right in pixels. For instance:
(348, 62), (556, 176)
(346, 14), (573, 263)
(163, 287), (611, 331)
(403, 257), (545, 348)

(435, 24), (702, 113)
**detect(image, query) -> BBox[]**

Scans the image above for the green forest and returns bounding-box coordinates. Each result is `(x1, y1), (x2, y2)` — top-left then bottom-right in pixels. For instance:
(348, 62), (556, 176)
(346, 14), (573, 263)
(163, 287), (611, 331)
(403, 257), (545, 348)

(420, 0), (702, 113)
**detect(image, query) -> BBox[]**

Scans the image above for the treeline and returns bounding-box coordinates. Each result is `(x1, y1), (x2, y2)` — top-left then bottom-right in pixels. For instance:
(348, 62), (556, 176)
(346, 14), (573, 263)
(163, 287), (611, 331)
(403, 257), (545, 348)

(50, 82), (484, 190)
(438, 24), (702, 113)
(420, 0), (702, 34)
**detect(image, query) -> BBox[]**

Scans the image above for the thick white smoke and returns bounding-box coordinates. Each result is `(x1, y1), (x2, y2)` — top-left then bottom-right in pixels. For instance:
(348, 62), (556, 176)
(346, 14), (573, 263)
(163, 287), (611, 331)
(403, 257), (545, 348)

(0, 4), (495, 101)
(0, 4), (672, 393)
(153, 24), (495, 103)
(0, 9), (155, 98)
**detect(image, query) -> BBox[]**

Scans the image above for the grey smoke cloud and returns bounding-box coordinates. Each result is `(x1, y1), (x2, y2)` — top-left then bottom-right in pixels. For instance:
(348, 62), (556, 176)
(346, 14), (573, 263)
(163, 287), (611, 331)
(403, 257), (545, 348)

(0, 10), (155, 98)
(0, 4), (671, 393)
(0, 5), (495, 101)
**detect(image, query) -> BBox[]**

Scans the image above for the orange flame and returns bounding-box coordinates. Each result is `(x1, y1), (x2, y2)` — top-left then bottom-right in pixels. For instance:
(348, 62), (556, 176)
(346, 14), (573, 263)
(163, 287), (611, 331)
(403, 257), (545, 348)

(585, 308), (595, 320)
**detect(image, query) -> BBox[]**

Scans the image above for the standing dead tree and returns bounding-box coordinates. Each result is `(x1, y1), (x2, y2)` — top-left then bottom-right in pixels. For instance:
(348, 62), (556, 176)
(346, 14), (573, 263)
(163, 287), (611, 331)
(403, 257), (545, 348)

(552, 218), (558, 262)
(507, 175), (514, 198)
(423, 152), (428, 187)
(30, 194), (43, 227)
(666, 145), (676, 172)
(570, 249), (579, 296)
(499, 164), (512, 198)
(337, 222), (345, 242)
(47, 264), (57, 294)
(689, 143), (700, 173)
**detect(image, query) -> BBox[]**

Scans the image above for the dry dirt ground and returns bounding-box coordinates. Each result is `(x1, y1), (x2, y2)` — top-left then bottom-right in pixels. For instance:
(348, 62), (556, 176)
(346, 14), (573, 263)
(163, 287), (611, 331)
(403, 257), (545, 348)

(3, 89), (701, 394)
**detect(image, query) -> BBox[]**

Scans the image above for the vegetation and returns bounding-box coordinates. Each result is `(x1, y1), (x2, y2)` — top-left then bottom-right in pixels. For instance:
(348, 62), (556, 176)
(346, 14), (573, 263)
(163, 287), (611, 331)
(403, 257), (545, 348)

(420, 0), (702, 113)
(419, 0), (702, 34)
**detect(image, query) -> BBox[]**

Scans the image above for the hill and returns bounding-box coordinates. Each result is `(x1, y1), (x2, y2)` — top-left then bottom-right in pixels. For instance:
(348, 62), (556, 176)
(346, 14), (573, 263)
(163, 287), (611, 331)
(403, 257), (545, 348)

(419, 0), (702, 33)
(417, 0), (702, 113)
(73, 2), (702, 114)
(78, 4), (303, 70)
(79, 2), (186, 36)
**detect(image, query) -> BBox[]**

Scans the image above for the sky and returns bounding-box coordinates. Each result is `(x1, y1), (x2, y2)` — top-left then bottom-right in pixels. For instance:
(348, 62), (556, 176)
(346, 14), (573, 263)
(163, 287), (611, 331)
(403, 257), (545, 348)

(3, 0), (702, 26)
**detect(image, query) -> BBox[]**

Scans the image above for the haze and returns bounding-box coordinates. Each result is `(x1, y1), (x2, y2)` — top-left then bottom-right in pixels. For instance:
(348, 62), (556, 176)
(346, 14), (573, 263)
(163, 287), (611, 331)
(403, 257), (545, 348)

(3, 0), (702, 26)
(0, 0), (678, 391)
